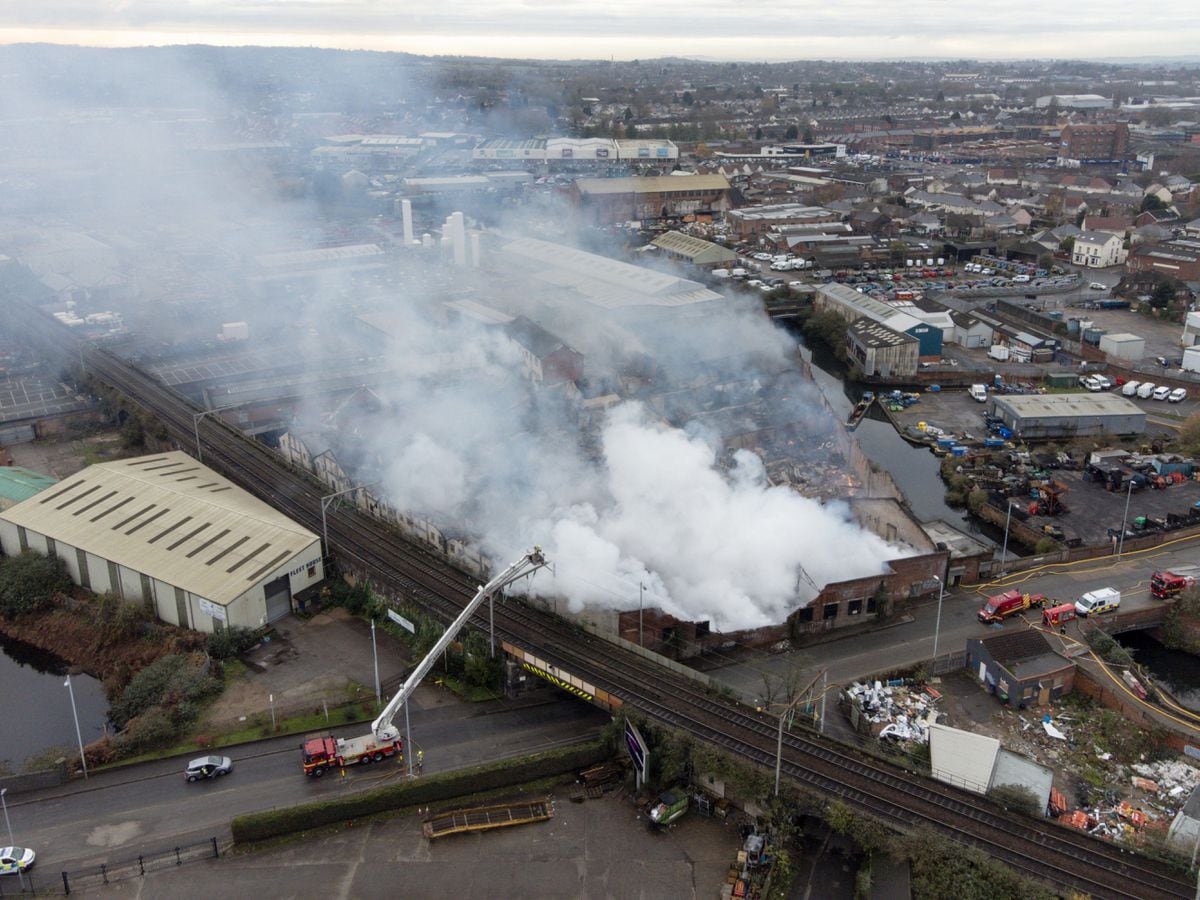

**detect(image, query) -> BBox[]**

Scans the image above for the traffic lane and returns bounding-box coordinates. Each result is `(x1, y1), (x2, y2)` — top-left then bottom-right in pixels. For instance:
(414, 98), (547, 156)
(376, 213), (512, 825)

(710, 546), (1189, 700)
(14, 696), (607, 872)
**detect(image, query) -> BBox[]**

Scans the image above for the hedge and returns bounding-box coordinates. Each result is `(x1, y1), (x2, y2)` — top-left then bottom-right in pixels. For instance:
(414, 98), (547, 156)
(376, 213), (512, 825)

(231, 740), (610, 843)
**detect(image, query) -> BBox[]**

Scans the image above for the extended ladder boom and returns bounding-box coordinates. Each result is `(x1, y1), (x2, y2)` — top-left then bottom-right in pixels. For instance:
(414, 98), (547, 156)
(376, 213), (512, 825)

(372, 547), (548, 740)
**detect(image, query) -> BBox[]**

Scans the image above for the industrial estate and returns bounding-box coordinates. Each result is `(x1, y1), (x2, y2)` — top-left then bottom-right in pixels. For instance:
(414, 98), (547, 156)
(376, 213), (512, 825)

(2, 43), (1200, 899)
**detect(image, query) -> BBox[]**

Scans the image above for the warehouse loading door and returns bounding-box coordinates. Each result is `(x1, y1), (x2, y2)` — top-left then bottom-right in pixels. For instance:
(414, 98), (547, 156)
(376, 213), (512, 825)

(264, 575), (292, 623)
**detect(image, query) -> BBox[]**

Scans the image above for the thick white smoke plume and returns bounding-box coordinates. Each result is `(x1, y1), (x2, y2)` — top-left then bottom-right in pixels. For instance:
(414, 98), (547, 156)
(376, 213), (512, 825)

(527, 403), (901, 630)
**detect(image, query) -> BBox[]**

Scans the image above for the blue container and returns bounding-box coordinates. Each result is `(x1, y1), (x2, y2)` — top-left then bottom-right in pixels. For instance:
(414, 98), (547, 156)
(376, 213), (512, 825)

(984, 437), (1006, 448)
(951, 446), (968, 457)
(936, 437), (955, 449)
(928, 384), (941, 392)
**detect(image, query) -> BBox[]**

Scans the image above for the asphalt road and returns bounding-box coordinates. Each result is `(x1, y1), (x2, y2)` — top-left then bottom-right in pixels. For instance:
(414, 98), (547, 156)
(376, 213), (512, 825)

(708, 533), (1200, 701)
(7, 695), (607, 876)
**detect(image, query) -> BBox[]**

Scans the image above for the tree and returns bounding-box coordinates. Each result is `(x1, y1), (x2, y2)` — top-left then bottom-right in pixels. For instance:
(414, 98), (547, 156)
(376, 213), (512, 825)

(1176, 412), (1200, 457)
(623, 106), (633, 122)
(803, 126), (815, 144)
(754, 126), (764, 141)
(1140, 193), (1166, 213)
(0, 551), (72, 618)
(950, 110), (961, 121)
(1037, 252), (1055, 271)
(1058, 236), (1075, 254)
(784, 124), (799, 140)
(1151, 278), (1178, 309)
(681, 91), (694, 107)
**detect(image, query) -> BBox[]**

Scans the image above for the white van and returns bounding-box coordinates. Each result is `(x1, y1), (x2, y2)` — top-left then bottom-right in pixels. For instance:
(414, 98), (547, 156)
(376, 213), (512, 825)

(1136, 382), (1157, 399)
(1075, 587), (1120, 617)
(969, 384), (988, 403)
(1122, 380), (1141, 397)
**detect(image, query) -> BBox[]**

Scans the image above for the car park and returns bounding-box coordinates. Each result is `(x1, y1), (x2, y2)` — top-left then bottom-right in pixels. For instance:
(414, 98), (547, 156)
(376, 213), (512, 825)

(186, 755), (233, 781)
(1153, 386), (1172, 401)
(1137, 382), (1157, 399)
(1169, 388), (1188, 403)
(0, 848), (36, 875)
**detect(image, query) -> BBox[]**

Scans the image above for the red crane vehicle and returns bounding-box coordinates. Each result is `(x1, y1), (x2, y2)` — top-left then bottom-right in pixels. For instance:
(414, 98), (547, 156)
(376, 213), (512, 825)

(301, 548), (548, 777)
(1150, 568), (1199, 600)
(977, 589), (1046, 624)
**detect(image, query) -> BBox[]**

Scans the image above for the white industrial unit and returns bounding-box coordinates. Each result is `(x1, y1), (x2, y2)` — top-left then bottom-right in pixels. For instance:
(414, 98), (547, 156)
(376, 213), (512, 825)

(1098, 332), (1145, 362)
(0, 452), (323, 632)
(1184, 346), (1200, 374)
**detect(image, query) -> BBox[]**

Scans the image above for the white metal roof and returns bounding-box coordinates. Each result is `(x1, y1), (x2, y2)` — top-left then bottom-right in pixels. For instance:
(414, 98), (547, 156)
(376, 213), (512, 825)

(0, 452), (319, 606)
(929, 723), (1000, 795)
(501, 237), (722, 310)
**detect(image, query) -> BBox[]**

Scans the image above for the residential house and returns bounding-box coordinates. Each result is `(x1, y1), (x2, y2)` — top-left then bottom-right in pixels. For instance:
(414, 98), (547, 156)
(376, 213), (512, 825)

(1082, 214), (1132, 237)
(965, 630), (1075, 708)
(1072, 230), (1128, 268)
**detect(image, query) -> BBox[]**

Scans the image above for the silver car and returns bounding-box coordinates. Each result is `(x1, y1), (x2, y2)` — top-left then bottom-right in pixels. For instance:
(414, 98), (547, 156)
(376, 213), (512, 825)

(185, 755), (233, 782)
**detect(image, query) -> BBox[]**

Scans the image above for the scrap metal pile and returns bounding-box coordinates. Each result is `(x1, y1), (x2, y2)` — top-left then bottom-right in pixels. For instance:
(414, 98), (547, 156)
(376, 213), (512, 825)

(845, 679), (942, 744)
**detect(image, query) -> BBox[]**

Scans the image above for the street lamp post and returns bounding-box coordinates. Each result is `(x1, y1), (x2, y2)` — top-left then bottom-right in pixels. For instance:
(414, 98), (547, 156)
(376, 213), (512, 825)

(320, 481), (381, 557)
(1, 787), (26, 890)
(1000, 501), (1015, 575)
(638, 582), (646, 647)
(931, 576), (946, 670)
(371, 618), (381, 704)
(64, 673), (88, 779)
(1117, 478), (1134, 557)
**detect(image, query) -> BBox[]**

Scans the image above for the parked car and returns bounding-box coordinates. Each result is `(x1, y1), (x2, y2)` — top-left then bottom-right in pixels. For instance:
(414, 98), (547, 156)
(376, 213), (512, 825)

(185, 755), (233, 782)
(1169, 388), (1188, 403)
(1122, 380), (1141, 397)
(0, 848), (36, 876)
(1075, 587), (1120, 617)
(1153, 385), (1172, 400)
(1089, 282), (1106, 290)
(1137, 382), (1157, 399)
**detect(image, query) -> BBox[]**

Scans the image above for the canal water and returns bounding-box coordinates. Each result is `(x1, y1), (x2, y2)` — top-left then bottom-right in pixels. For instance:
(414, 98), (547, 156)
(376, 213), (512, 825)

(1116, 631), (1200, 712)
(797, 338), (977, 532)
(0, 633), (110, 771)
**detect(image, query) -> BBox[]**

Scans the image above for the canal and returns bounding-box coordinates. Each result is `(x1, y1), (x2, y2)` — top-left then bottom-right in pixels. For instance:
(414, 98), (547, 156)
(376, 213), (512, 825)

(798, 339), (978, 532)
(0, 633), (110, 771)
(1116, 631), (1200, 713)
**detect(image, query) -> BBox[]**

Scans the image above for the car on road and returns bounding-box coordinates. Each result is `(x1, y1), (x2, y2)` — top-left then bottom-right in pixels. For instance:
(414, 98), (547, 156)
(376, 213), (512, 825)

(185, 755), (233, 782)
(1089, 282), (1106, 290)
(1153, 386), (1172, 401)
(1169, 388), (1188, 403)
(0, 847), (35, 876)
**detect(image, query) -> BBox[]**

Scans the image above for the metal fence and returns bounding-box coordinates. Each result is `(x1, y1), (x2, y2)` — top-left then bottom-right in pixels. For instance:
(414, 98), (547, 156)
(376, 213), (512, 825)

(0, 837), (222, 896)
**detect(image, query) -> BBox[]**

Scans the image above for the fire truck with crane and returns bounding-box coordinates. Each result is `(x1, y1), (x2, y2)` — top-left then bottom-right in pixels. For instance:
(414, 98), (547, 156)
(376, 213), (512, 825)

(301, 547), (549, 777)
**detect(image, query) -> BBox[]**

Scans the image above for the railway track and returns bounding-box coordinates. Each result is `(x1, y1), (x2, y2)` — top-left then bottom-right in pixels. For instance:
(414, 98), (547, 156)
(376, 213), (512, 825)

(32, 317), (1193, 897)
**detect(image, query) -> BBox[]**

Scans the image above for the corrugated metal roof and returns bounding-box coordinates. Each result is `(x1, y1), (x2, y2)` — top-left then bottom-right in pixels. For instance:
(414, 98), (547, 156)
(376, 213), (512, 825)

(0, 452), (318, 606)
(650, 231), (736, 264)
(0, 466), (58, 507)
(502, 237), (723, 309)
(574, 174), (730, 196)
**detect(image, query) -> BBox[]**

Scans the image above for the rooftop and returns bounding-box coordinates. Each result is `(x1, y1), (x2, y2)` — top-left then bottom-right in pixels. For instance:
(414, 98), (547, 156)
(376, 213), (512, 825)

(0, 452), (319, 606)
(993, 393), (1145, 418)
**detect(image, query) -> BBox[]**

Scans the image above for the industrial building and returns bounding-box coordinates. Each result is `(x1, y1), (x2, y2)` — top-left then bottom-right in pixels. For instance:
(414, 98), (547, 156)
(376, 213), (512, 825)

(570, 174), (732, 226)
(471, 137), (677, 166)
(815, 284), (948, 358)
(987, 393), (1145, 440)
(649, 231), (737, 269)
(965, 630), (1075, 708)
(725, 204), (841, 238)
(846, 317), (919, 377)
(0, 453), (323, 632)
(1098, 333), (1146, 362)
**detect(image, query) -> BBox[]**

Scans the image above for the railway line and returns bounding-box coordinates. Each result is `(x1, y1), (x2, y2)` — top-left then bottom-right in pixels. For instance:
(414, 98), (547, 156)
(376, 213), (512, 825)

(33, 317), (1194, 897)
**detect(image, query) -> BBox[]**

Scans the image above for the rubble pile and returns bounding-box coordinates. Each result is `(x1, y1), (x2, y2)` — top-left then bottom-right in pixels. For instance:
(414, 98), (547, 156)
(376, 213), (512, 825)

(1130, 759), (1200, 801)
(846, 679), (941, 744)
(1057, 757), (1200, 844)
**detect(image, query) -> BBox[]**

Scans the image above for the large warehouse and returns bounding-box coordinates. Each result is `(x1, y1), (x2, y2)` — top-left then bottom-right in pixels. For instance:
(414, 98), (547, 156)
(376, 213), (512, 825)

(0, 452), (323, 632)
(988, 393), (1145, 439)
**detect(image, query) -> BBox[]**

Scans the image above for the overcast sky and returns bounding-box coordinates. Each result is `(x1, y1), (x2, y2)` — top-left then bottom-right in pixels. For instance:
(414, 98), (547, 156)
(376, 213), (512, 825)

(1, 1), (1198, 62)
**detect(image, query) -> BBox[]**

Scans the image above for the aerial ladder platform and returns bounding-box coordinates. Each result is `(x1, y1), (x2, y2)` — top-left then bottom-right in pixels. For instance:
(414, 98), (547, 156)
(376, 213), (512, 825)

(422, 799), (554, 839)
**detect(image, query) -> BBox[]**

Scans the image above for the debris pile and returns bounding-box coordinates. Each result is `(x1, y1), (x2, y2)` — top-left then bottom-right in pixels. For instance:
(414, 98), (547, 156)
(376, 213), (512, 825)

(1055, 758), (1200, 843)
(845, 679), (941, 744)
